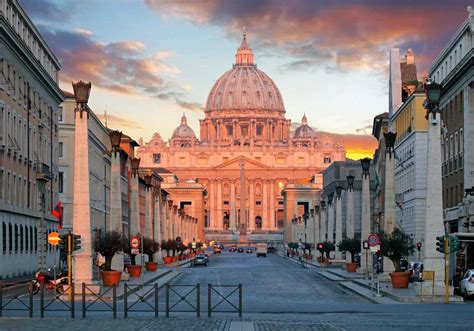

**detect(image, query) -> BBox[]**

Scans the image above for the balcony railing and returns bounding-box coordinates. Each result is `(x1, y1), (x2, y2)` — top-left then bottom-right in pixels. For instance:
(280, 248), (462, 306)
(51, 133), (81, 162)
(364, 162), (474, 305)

(36, 162), (51, 182)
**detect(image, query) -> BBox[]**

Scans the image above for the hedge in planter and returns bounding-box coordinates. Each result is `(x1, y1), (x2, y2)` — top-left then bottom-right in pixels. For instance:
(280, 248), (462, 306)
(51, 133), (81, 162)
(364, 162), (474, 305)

(337, 238), (360, 272)
(143, 237), (160, 271)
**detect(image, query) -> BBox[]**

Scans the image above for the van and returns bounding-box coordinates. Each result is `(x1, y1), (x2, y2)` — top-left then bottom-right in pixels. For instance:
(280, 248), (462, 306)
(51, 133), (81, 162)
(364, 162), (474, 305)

(256, 243), (268, 257)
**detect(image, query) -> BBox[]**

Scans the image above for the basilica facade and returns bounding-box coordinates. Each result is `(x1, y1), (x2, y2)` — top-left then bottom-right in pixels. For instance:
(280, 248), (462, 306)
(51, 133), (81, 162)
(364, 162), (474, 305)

(138, 33), (345, 243)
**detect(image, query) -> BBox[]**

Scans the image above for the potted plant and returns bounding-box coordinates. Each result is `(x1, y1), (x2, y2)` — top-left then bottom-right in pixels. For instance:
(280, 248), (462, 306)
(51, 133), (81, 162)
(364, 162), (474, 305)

(161, 240), (172, 264)
(124, 236), (142, 277)
(338, 238), (361, 272)
(303, 243), (313, 260)
(94, 230), (124, 286)
(380, 228), (415, 288)
(167, 239), (178, 262)
(143, 237), (159, 271)
(321, 241), (335, 264)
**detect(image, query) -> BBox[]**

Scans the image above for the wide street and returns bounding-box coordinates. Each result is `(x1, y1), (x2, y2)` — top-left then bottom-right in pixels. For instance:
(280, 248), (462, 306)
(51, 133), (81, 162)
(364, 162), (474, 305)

(1, 248), (474, 330)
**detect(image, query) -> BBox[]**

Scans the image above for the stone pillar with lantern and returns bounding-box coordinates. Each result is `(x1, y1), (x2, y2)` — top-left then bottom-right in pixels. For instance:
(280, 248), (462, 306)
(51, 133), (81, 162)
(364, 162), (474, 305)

(129, 157), (141, 236)
(358, 157), (371, 274)
(383, 131), (397, 276)
(335, 186), (343, 259)
(144, 174), (153, 239)
(345, 175), (355, 263)
(153, 184), (163, 263)
(109, 130), (123, 233)
(71, 81), (94, 286)
(320, 200), (327, 243)
(415, 79), (450, 295)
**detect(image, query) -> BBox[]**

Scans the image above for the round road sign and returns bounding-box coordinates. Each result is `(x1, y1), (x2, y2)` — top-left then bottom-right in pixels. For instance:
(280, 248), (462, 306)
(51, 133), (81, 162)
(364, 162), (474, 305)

(368, 234), (380, 247)
(130, 236), (140, 249)
(48, 231), (61, 246)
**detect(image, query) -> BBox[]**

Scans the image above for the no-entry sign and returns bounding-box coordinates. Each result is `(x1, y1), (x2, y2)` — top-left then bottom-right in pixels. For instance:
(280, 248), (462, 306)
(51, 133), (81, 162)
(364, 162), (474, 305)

(130, 236), (140, 249)
(368, 234), (380, 247)
(48, 231), (61, 246)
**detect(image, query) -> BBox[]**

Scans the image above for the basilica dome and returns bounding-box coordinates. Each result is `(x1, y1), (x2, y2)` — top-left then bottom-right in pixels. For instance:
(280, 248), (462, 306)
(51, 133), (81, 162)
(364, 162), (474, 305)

(204, 32), (285, 114)
(294, 114), (315, 139)
(172, 114), (196, 139)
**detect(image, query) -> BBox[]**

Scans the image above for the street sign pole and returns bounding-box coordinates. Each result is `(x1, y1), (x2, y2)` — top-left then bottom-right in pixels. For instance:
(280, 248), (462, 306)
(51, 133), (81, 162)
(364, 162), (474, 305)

(445, 234), (449, 304)
(53, 244), (57, 293)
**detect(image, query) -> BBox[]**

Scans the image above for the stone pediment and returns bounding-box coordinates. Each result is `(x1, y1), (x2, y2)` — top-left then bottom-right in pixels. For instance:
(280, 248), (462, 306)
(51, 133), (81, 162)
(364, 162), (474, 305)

(215, 156), (269, 170)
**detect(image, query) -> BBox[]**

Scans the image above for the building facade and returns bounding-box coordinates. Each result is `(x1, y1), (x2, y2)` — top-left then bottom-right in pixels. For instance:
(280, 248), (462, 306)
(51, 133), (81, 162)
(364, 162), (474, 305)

(0, 0), (63, 278)
(137, 33), (346, 243)
(429, 6), (474, 277)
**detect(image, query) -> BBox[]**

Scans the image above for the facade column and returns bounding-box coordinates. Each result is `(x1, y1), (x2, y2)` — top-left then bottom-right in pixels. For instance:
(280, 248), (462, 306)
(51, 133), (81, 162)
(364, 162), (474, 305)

(230, 180), (236, 231)
(72, 93), (93, 284)
(129, 158), (141, 236)
(359, 158), (371, 274)
(262, 180), (269, 230)
(217, 179), (223, 230)
(270, 180), (275, 229)
(110, 149), (122, 232)
(335, 188), (343, 259)
(249, 178), (255, 231)
(313, 206), (320, 246)
(153, 189), (162, 262)
(417, 110), (447, 292)
(209, 179), (215, 229)
(171, 206), (177, 240)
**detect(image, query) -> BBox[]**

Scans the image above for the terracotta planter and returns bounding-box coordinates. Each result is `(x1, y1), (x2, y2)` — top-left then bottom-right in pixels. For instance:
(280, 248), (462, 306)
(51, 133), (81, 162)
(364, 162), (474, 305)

(305, 254), (313, 260)
(127, 265), (142, 277)
(163, 256), (172, 264)
(101, 271), (122, 286)
(346, 262), (358, 272)
(187, 253), (195, 259)
(171, 256), (178, 263)
(390, 272), (410, 288)
(146, 262), (157, 271)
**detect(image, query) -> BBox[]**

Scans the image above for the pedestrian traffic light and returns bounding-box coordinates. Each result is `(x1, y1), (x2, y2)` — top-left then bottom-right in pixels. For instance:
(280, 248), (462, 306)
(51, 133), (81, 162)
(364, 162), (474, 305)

(317, 243), (324, 252)
(73, 234), (82, 251)
(416, 242), (422, 251)
(436, 235), (445, 254)
(449, 234), (459, 253)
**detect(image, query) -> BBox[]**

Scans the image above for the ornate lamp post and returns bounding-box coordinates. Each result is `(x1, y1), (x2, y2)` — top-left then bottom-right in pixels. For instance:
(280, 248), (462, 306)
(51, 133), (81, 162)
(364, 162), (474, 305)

(335, 186), (343, 259)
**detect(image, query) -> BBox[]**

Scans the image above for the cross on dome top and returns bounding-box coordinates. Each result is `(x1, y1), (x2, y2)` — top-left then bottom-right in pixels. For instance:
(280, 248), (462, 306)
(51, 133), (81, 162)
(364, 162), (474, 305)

(235, 28), (254, 65)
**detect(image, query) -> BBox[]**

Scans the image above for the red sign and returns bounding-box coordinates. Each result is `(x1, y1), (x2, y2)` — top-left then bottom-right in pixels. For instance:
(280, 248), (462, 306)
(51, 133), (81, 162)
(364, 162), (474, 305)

(368, 234), (380, 247)
(130, 236), (140, 249)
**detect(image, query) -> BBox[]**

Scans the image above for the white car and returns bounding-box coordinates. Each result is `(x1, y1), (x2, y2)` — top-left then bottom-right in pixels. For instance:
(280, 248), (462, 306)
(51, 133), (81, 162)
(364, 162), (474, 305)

(460, 269), (474, 300)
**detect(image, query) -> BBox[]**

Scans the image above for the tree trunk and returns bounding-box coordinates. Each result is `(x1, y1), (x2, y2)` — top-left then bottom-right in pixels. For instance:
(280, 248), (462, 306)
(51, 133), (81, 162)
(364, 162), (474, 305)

(104, 257), (112, 271)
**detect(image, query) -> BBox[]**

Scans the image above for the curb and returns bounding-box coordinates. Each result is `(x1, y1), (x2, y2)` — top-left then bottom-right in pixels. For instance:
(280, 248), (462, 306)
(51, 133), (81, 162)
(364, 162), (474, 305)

(338, 282), (387, 304)
(116, 269), (173, 300)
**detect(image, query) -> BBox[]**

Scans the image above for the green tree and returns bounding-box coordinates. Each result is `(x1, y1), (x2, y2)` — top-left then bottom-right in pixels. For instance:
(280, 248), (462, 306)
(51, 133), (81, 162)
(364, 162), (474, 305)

(337, 238), (361, 262)
(94, 231), (124, 271)
(380, 228), (415, 272)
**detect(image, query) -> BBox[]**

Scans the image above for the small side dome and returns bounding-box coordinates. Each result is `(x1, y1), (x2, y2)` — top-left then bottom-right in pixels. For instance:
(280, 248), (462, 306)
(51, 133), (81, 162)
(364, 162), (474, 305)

(294, 114), (315, 139)
(171, 113), (196, 139)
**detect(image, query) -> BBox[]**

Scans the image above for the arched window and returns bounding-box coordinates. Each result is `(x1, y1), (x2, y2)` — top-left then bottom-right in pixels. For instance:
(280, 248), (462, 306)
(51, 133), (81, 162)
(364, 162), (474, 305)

(255, 216), (262, 229)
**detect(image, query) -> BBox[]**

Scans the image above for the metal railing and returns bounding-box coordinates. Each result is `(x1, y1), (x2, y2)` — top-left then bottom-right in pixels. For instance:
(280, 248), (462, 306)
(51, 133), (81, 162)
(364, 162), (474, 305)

(0, 282), (33, 318)
(165, 284), (200, 317)
(40, 283), (75, 318)
(208, 284), (242, 317)
(81, 283), (117, 319)
(124, 283), (158, 318)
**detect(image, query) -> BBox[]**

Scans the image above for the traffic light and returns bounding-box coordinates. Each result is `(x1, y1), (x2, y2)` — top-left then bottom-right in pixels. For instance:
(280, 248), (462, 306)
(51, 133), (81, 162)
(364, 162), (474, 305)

(416, 242), (422, 251)
(73, 234), (82, 251)
(449, 234), (459, 253)
(436, 235), (445, 254)
(58, 234), (68, 251)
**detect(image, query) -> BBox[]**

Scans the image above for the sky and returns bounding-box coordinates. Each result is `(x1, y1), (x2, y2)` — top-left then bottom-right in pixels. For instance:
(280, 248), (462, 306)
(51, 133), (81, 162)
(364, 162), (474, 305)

(19, 0), (472, 160)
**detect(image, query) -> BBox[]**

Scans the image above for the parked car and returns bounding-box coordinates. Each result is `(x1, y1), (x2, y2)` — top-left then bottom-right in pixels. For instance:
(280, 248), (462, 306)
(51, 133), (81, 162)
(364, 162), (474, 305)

(229, 247), (236, 252)
(237, 248), (244, 253)
(213, 246), (222, 254)
(204, 253), (210, 263)
(246, 248), (253, 254)
(267, 246), (276, 254)
(194, 254), (207, 267)
(460, 269), (474, 300)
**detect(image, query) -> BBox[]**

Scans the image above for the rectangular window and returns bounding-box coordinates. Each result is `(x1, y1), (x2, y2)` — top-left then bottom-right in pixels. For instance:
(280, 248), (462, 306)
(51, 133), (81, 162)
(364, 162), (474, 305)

(197, 156), (208, 164)
(58, 172), (64, 193)
(8, 223), (12, 252)
(298, 157), (305, 164)
(256, 201), (261, 205)
(2, 222), (6, 253)
(276, 157), (285, 164)
(223, 201), (229, 205)
(324, 156), (332, 164)
(58, 142), (63, 158)
(153, 153), (161, 164)
(256, 125), (263, 136)
(226, 125), (233, 136)
(179, 157), (186, 164)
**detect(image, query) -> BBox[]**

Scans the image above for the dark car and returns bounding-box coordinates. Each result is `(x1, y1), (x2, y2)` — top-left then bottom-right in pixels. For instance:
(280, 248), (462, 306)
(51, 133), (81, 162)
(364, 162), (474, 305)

(229, 247), (236, 252)
(267, 246), (276, 254)
(238, 248), (244, 253)
(194, 254), (207, 267)
(246, 248), (253, 254)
